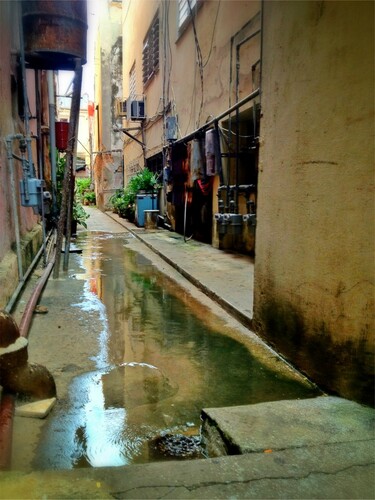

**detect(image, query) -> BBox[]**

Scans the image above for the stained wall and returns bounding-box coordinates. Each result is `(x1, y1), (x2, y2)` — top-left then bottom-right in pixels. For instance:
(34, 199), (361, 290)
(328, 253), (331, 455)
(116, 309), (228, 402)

(254, 0), (374, 405)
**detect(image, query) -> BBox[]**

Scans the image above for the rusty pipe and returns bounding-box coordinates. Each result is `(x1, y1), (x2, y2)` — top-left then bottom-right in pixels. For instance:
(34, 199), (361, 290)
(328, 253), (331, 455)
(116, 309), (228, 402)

(0, 393), (15, 471)
(0, 251), (56, 470)
(19, 259), (55, 338)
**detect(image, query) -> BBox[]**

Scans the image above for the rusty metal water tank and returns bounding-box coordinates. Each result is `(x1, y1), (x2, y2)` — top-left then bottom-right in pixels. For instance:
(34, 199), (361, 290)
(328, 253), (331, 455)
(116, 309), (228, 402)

(55, 121), (70, 151)
(22, 0), (87, 70)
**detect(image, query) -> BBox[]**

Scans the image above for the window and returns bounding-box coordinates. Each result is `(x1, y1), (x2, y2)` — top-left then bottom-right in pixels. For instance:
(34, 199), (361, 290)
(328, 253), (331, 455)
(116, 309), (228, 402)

(142, 14), (159, 86)
(129, 63), (136, 99)
(178, 0), (201, 33)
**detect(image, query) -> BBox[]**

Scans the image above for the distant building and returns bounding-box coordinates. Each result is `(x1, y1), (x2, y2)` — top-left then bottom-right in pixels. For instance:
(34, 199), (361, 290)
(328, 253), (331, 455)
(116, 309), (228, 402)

(93, 0), (123, 209)
(56, 95), (91, 176)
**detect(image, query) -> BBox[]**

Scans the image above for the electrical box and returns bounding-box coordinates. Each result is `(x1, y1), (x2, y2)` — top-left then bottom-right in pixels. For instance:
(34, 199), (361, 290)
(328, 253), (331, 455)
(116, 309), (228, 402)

(20, 178), (43, 208)
(166, 116), (178, 141)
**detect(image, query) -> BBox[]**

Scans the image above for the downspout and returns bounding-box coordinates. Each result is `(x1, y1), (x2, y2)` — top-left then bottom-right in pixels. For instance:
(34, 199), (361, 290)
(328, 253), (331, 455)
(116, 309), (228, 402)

(47, 70), (58, 216)
(19, 2), (33, 175)
(5, 135), (24, 281)
(35, 69), (47, 267)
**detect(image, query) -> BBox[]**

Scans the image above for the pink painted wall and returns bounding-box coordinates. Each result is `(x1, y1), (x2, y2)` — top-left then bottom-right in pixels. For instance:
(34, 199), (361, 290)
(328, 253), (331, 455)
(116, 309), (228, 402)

(0, 1), (40, 262)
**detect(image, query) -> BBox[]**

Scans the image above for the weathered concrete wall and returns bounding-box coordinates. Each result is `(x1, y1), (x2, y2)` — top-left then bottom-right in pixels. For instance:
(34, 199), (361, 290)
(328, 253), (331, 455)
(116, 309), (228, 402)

(94, 1), (123, 209)
(121, 0), (260, 241)
(0, 1), (42, 307)
(254, 1), (374, 405)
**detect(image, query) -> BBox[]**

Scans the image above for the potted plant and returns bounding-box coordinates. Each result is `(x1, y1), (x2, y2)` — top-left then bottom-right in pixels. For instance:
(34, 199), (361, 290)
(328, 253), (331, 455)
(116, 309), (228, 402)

(110, 168), (160, 224)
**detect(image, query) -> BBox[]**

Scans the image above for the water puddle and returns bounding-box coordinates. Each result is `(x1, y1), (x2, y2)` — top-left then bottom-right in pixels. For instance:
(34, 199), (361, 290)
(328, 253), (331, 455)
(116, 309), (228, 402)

(29, 232), (320, 469)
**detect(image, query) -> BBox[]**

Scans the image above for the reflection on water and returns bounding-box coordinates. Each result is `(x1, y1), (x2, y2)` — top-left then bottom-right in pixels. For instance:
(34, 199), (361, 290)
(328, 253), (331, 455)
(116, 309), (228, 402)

(33, 232), (320, 469)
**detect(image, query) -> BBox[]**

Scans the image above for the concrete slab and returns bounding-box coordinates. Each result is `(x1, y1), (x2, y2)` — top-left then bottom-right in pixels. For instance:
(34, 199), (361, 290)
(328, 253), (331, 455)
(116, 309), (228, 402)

(15, 397), (56, 419)
(201, 396), (375, 454)
(0, 439), (374, 498)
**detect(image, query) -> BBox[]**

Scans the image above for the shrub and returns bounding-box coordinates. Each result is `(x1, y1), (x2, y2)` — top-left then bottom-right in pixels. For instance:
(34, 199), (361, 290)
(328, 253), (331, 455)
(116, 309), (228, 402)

(109, 168), (160, 222)
(83, 191), (96, 205)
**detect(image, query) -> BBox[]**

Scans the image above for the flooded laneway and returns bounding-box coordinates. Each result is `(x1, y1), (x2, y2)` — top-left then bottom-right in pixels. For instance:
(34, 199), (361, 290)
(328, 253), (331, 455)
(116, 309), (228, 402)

(12, 226), (320, 471)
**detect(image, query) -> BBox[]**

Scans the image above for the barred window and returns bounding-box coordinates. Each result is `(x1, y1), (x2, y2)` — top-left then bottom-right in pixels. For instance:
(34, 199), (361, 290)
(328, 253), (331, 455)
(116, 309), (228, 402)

(178, 0), (197, 28)
(129, 63), (136, 99)
(142, 14), (159, 86)
(178, 0), (202, 34)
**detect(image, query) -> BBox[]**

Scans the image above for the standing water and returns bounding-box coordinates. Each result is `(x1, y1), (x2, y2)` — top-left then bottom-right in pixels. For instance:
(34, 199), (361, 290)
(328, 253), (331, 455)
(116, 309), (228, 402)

(15, 230), (320, 470)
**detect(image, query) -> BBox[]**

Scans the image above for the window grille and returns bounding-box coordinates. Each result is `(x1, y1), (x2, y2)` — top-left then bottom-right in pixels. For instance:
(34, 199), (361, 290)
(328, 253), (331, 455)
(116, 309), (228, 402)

(142, 14), (159, 86)
(178, 0), (197, 30)
(129, 64), (136, 99)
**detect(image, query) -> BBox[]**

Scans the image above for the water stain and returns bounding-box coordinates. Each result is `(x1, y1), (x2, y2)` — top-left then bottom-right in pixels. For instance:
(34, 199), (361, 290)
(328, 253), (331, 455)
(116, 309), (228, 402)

(32, 232), (320, 469)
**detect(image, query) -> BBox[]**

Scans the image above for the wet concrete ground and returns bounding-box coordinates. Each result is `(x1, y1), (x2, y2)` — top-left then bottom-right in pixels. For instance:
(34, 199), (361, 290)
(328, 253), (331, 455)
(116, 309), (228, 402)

(1, 208), (374, 498)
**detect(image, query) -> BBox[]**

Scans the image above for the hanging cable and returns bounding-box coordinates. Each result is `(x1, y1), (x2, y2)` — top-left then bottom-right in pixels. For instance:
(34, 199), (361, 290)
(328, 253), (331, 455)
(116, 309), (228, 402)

(187, 0), (204, 127)
(202, 0), (221, 68)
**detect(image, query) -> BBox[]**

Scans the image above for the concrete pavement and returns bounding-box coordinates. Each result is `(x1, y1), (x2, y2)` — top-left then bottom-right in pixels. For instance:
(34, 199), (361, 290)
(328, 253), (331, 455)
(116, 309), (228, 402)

(104, 209), (254, 327)
(0, 395), (374, 499)
(0, 208), (374, 499)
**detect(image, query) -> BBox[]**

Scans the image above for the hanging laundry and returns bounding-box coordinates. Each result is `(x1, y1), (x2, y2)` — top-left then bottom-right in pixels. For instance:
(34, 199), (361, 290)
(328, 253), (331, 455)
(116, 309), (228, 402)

(205, 128), (222, 176)
(191, 138), (205, 182)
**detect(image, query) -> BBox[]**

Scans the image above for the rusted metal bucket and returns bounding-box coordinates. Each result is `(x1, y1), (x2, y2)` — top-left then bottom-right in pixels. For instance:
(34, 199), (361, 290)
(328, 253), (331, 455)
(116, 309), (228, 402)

(22, 0), (87, 70)
(55, 121), (70, 151)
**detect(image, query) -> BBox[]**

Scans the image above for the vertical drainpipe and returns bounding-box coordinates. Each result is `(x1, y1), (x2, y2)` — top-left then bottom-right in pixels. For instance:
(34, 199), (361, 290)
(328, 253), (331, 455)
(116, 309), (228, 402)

(47, 70), (58, 216)
(35, 69), (47, 266)
(5, 137), (24, 281)
(235, 44), (241, 214)
(18, 3), (33, 174)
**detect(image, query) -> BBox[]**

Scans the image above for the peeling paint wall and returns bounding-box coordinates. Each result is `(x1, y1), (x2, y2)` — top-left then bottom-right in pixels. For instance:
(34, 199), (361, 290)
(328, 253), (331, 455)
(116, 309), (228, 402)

(0, 2), (41, 283)
(94, 1), (123, 209)
(121, 0), (260, 238)
(254, 1), (374, 405)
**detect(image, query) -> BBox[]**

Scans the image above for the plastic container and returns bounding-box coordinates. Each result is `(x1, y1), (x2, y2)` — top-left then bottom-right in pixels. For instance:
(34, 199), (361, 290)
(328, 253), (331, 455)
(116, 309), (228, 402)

(136, 194), (158, 227)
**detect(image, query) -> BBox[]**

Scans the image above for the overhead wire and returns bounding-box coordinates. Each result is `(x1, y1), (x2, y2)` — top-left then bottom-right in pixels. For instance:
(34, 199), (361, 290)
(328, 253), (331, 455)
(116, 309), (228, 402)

(202, 0), (221, 68)
(187, 0), (204, 128)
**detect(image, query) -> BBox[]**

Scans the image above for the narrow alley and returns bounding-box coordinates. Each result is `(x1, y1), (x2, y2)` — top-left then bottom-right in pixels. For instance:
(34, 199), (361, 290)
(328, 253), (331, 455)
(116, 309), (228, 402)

(1, 208), (374, 498)
(0, 0), (374, 498)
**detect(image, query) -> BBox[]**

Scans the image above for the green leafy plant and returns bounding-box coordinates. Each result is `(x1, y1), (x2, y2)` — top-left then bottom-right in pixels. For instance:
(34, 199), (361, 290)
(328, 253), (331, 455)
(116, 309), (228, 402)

(73, 200), (89, 228)
(110, 189), (136, 221)
(75, 178), (91, 200)
(56, 154), (90, 228)
(109, 168), (160, 222)
(83, 191), (96, 205)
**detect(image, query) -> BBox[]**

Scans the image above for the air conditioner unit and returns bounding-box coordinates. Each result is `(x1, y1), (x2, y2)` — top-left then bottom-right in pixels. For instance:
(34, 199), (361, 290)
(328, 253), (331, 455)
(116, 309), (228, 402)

(116, 99), (127, 117)
(127, 99), (146, 121)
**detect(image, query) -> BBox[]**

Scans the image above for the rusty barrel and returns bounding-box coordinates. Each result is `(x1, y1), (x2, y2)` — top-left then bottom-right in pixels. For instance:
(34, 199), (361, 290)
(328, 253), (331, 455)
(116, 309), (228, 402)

(22, 0), (87, 70)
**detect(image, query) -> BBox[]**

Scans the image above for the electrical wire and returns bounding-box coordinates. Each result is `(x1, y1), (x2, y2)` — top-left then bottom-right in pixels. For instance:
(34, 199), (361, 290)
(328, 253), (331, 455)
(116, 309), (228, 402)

(187, 0), (204, 128)
(202, 0), (221, 68)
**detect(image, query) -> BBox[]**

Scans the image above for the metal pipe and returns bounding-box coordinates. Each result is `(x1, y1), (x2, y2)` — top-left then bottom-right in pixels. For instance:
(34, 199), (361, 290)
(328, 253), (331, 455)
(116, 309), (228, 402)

(47, 70), (58, 215)
(0, 393), (15, 470)
(54, 58), (83, 278)
(0, 231), (56, 470)
(19, 259), (55, 338)
(19, 3), (34, 174)
(218, 184), (255, 191)
(5, 229), (54, 314)
(5, 137), (24, 281)
(35, 70), (47, 267)
(174, 90), (260, 146)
